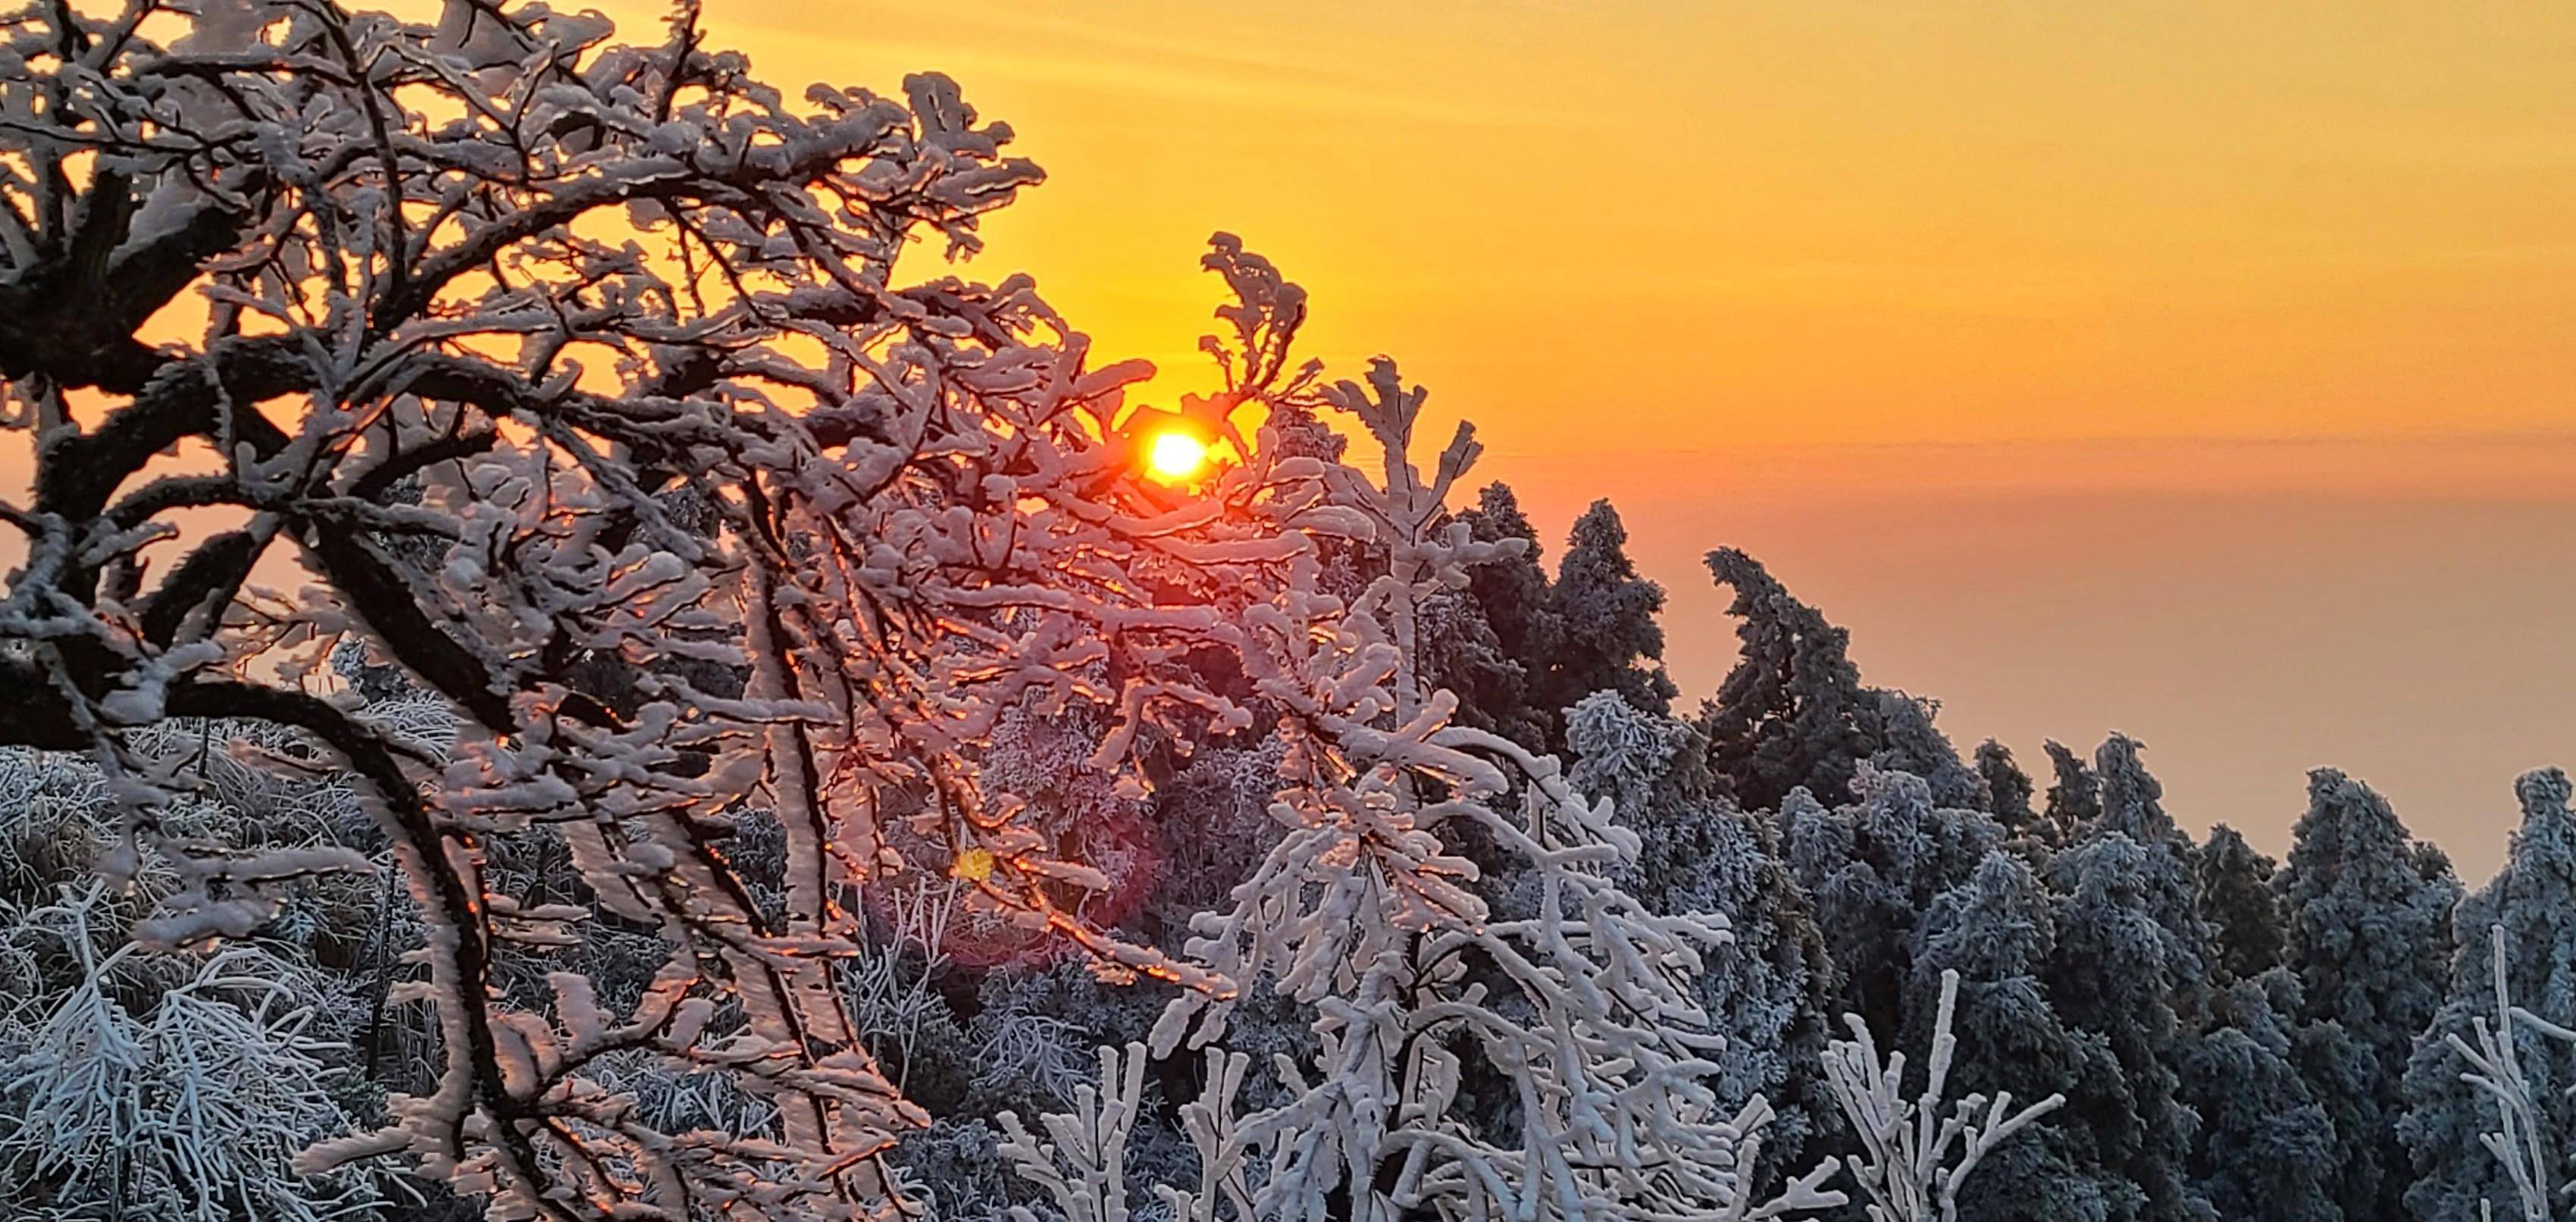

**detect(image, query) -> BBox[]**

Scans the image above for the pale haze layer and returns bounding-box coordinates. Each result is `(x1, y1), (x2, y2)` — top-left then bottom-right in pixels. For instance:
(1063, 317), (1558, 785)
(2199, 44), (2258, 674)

(49, 1), (2576, 876)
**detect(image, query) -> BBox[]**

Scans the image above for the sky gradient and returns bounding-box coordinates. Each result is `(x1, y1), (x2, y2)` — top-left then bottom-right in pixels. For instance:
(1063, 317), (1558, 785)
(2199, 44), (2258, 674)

(20, 1), (2574, 878)
(743, 0), (2571, 878)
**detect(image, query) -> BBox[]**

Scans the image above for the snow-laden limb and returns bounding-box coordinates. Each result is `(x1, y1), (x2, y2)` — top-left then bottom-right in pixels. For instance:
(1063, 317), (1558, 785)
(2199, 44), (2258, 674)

(1122, 260), (1851, 1221)
(1818, 970), (2064, 1222)
(0, 2), (1400, 1215)
(0, 882), (380, 1222)
(997, 1042), (1153, 1222)
(2443, 924), (2576, 1222)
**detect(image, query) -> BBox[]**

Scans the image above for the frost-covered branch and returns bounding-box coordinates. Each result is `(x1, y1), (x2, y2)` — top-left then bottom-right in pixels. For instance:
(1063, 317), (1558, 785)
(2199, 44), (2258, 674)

(1123, 261), (1853, 1221)
(0, 2), (1410, 1216)
(2444, 924), (2576, 1222)
(1819, 970), (2064, 1222)
(998, 1042), (1154, 1222)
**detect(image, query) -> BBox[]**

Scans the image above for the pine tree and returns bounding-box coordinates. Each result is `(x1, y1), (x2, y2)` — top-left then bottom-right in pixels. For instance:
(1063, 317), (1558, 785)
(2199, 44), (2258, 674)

(2275, 768), (2459, 1222)
(2048, 832), (2221, 1222)
(1433, 483), (1562, 751)
(2045, 739), (2103, 839)
(1702, 548), (1877, 812)
(1977, 739), (2045, 843)
(1567, 692), (1839, 1180)
(2175, 975), (2345, 1222)
(2402, 769), (2576, 1222)
(2080, 737), (2217, 1021)
(1544, 500), (1679, 719)
(1870, 691), (1991, 812)
(1908, 851), (2121, 1222)
(2196, 826), (2289, 985)
(1779, 769), (2003, 1043)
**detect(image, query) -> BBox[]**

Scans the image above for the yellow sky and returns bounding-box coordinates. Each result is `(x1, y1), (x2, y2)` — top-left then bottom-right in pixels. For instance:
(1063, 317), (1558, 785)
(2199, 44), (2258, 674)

(660, 1), (2574, 873)
(666, 0), (2576, 456)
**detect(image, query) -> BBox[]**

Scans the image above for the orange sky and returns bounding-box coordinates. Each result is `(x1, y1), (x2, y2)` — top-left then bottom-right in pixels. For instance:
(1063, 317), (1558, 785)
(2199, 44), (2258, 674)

(17, 1), (2574, 876)
(740, 0), (2571, 878)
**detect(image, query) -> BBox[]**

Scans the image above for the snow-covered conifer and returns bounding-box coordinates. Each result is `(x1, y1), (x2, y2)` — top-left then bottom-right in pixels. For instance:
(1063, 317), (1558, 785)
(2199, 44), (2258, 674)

(2427, 923), (2576, 1222)
(1819, 968), (2064, 1222)
(1545, 500), (1679, 719)
(1779, 769), (2002, 1042)
(1568, 691), (1840, 1186)
(2047, 833), (2219, 1222)
(1701, 550), (1878, 812)
(1445, 483), (1563, 751)
(2276, 768), (2460, 1222)
(2042, 741), (2102, 838)
(1147, 339), (1850, 1222)
(1973, 740), (2043, 844)
(2073, 738), (2214, 1023)
(2174, 976), (2343, 1222)
(2195, 826), (2286, 985)
(2405, 770), (2576, 1222)
(1699, 551), (1985, 819)
(1908, 851), (2120, 1222)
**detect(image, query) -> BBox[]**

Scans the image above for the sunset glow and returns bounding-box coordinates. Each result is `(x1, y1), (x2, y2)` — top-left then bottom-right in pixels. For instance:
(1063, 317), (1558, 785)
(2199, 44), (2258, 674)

(1144, 428), (1211, 483)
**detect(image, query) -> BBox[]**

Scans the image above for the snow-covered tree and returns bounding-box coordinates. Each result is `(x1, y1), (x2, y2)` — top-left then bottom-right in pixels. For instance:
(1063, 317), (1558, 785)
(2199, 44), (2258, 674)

(1140, 348), (1848, 1222)
(1817, 969), (2064, 1222)
(1567, 691), (1839, 1186)
(1701, 549), (1877, 813)
(1544, 500), (1678, 720)
(1427, 490), (1676, 757)
(2074, 737), (2214, 1023)
(0, 732), (396, 1222)
(0, 882), (383, 1222)
(2426, 923), (2576, 1222)
(0, 1), (1671, 1212)
(1972, 740), (2043, 846)
(2195, 826), (2286, 985)
(2275, 767), (2459, 1222)
(1698, 551), (1986, 819)
(2042, 740), (2102, 839)
(1440, 482), (1562, 752)
(2406, 769), (2576, 1222)
(2047, 832), (2218, 1222)
(1907, 851), (2121, 1222)
(1865, 693), (1987, 814)
(1778, 769), (2002, 1045)
(2173, 975), (2343, 1222)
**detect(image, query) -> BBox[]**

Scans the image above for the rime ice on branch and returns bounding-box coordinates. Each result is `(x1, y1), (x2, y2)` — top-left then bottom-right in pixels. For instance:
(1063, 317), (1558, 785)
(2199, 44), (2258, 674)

(0, 2), (2069, 1218)
(0, 1), (1367, 1214)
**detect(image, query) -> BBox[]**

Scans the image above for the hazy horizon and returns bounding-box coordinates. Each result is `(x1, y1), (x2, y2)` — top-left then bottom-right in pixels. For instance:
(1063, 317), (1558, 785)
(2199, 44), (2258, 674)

(1483, 434), (2576, 882)
(728, 0), (2572, 878)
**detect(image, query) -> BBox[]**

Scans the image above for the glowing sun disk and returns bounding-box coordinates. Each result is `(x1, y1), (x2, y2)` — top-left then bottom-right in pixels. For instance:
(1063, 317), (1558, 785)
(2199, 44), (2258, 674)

(1146, 430), (1211, 482)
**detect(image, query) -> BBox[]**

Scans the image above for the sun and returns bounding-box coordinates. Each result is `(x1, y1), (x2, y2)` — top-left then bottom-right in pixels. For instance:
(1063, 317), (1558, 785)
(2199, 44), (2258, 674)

(1144, 429), (1212, 482)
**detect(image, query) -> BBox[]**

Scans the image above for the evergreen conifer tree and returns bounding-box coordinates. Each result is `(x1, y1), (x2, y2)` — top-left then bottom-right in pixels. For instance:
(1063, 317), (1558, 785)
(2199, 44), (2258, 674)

(2196, 826), (2288, 985)
(2402, 769), (2576, 1222)
(2175, 975), (2346, 1222)
(1545, 500), (1679, 720)
(1779, 769), (2002, 1042)
(1702, 548), (1877, 811)
(1869, 691), (1990, 812)
(2275, 769), (2459, 1222)
(1977, 739), (2045, 843)
(2049, 833), (2221, 1222)
(1909, 851), (2122, 1222)
(1438, 483), (1562, 750)
(1565, 692), (1839, 1183)
(2045, 739), (2103, 839)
